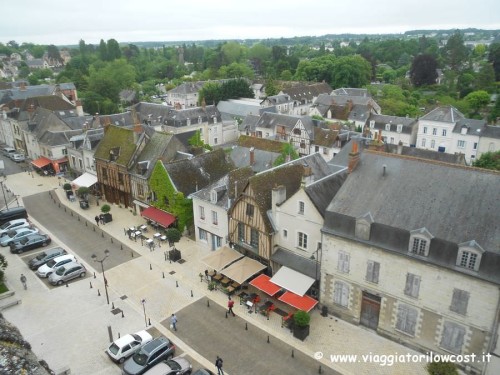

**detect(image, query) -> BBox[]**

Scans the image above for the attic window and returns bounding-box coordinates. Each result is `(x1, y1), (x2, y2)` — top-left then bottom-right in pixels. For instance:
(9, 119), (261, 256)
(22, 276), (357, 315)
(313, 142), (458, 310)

(369, 121), (375, 129)
(397, 125), (403, 133)
(409, 228), (433, 257)
(211, 190), (218, 204)
(456, 241), (484, 272)
(385, 124), (391, 131)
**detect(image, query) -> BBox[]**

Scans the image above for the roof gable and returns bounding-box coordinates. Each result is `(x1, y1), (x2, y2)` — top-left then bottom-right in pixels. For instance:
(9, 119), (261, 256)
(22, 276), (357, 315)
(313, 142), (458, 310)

(94, 125), (138, 165)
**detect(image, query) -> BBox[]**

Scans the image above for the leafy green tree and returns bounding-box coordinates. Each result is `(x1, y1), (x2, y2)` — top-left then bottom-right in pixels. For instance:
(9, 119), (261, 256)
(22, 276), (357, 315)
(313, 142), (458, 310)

(166, 228), (181, 245)
(473, 151), (500, 170)
(221, 41), (245, 64)
(47, 44), (62, 63)
(442, 31), (468, 71)
(475, 62), (496, 93)
(331, 55), (372, 88)
(0, 253), (8, 282)
(464, 90), (490, 115)
(294, 54), (336, 84)
(219, 62), (254, 79)
(273, 142), (299, 166)
(107, 39), (122, 60)
(488, 95), (500, 124)
(488, 43), (500, 81)
(265, 79), (279, 96)
(427, 361), (458, 375)
(98, 39), (108, 61)
(410, 54), (438, 87)
(456, 71), (475, 98)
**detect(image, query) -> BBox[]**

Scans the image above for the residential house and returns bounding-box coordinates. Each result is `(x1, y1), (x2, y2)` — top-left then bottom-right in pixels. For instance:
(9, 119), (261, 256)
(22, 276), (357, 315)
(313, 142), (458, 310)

(251, 112), (316, 155)
(321, 148), (500, 375)
(191, 167), (253, 251)
(26, 59), (49, 70)
(94, 125), (145, 207)
(228, 153), (334, 268)
(229, 145), (279, 173)
(261, 94), (294, 115)
(271, 166), (347, 298)
(366, 113), (418, 147)
(281, 82), (333, 115)
(415, 106), (486, 164)
(310, 125), (342, 161)
(165, 81), (205, 108)
(331, 88), (370, 97)
(67, 127), (104, 179)
(217, 98), (275, 123)
(477, 125), (500, 157)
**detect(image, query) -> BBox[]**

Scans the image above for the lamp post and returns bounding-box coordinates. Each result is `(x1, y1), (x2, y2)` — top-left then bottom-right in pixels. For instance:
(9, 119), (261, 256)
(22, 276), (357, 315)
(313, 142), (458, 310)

(0, 179), (8, 209)
(310, 244), (322, 303)
(141, 299), (147, 327)
(92, 249), (110, 305)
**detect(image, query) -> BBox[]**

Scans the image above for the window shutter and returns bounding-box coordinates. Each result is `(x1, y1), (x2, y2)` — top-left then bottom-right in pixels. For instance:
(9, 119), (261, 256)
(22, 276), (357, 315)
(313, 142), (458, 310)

(366, 261), (373, 281)
(405, 274), (420, 298)
(451, 289), (469, 315)
(372, 262), (380, 283)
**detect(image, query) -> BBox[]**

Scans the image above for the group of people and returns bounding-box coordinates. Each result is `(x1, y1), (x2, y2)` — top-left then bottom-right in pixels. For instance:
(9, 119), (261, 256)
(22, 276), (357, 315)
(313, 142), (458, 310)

(94, 214), (106, 226)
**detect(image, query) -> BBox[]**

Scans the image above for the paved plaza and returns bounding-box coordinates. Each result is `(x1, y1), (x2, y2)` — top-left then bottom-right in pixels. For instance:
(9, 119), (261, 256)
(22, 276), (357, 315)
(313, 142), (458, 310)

(1, 171), (431, 374)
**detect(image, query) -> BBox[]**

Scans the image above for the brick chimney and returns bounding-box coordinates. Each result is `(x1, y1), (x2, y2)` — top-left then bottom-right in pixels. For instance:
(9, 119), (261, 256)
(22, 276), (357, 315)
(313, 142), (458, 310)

(348, 141), (360, 174)
(249, 147), (255, 166)
(301, 165), (314, 186)
(272, 185), (287, 212)
(75, 100), (84, 117)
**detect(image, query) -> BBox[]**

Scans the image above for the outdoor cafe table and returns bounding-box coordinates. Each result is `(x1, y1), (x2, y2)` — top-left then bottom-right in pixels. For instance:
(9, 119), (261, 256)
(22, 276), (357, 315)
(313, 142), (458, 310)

(140, 224), (148, 232)
(154, 233), (161, 239)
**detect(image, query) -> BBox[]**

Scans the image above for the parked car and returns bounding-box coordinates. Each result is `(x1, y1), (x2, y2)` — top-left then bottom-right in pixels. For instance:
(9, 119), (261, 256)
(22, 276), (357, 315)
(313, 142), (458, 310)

(143, 356), (192, 375)
(0, 207), (28, 226)
(106, 330), (153, 363)
(36, 254), (76, 278)
(192, 370), (213, 375)
(0, 227), (38, 246)
(9, 233), (51, 254)
(9, 153), (26, 162)
(0, 218), (30, 236)
(28, 247), (67, 270)
(2, 147), (16, 157)
(48, 261), (86, 285)
(123, 337), (176, 375)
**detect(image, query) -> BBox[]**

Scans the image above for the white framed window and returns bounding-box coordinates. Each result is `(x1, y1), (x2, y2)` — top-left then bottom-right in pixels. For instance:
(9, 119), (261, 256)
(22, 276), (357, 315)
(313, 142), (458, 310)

(450, 289), (469, 315)
(298, 201), (305, 215)
(333, 281), (349, 307)
(459, 251), (478, 270)
(369, 121), (375, 129)
(390, 137), (394, 144)
(421, 138), (426, 147)
(199, 228), (207, 241)
(337, 251), (350, 273)
(186, 118), (191, 126)
(404, 273), (421, 298)
(365, 261), (380, 283)
(457, 242), (483, 271)
(211, 210), (218, 225)
(385, 124), (391, 131)
(440, 321), (466, 354)
(430, 140), (435, 149)
(442, 129), (447, 136)
(199, 206), (205, 220)
(214, 138), (218, 145)
(457, 140), (466, 148)
(423, 127), (427, 134)
(210, 191), (217, 204)
(297, 232), (308, 250)
(473, 142), (477, 150)
(283, 229), (288, 238)
(397, 124), (403, 133)
(198, 116), (202, 124)
(395, 303), (418, 336)
(411, 238), (427, 256)
(432, 128), (437, 135)
(409, 228), (433, 257)
(213, 117), (217, 124)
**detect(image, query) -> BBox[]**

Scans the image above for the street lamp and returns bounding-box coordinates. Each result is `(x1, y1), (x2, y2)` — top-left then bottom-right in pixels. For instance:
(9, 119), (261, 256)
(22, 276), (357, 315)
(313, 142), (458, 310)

(141, 299), (147, 327)
(92, 249), (110, 305)
(310, 244), (322, 303)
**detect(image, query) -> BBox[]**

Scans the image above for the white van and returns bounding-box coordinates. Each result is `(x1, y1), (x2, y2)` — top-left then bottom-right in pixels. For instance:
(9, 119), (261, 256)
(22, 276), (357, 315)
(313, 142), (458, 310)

(36, 254), (77, 278)
(2, 147), (16, 157)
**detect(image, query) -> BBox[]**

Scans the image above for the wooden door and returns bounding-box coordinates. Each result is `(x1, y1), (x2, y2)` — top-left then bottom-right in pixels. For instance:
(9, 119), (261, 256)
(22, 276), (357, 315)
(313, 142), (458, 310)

(360, 291), (381, 330)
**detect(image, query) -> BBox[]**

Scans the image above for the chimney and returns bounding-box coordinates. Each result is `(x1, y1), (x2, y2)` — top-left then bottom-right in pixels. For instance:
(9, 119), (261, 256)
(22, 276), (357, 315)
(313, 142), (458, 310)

(201, 97), (206, 110)
(76, 100), (84, 117)
(272, 185), (287, 213)
(348, 141), (360, 174)
(301, 165), (313, 187)
(249, 147), (255, 166)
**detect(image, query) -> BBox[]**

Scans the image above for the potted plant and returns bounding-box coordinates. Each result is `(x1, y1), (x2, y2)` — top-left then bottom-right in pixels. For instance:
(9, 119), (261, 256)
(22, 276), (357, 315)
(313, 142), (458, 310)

(63, 183), (73, 200)
(293, 310), (311, 341)
(100, 204), (112, 223)
(208, 281), (217, 291)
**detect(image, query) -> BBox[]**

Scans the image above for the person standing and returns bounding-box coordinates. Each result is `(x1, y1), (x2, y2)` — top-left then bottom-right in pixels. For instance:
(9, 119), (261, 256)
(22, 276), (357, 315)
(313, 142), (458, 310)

(215, 356), (224, 375)
(95, 215), (100, 226)
(20, 274), (27, 290)
(227, 296), (235, 316)
(170, 313), (178, 331)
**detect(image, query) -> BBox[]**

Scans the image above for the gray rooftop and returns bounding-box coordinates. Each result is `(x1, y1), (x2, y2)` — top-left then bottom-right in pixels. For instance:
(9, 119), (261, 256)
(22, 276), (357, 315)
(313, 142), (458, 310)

(420, 105), (465, 123)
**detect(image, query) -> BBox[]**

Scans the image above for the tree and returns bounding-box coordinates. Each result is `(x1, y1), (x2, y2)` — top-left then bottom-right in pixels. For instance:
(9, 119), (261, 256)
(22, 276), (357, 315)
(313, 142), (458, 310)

(47, 45), (62, 64)
(331, 55), (372, 88)
(273, 142), (299, 166)
(442, 31), (468, 71)
(475, 62), (495, 93)
(166, 228), (181, 245)
(488, 43), (500, 81)
(473, 151), (500, 170)
(427, 361), (458, 375)
(98, 39), (108, 61)
(107, 39), (122, 60)
(410, 54), (438, 87)
(0, 253), (7, 282)
(464, 90), (490, 116)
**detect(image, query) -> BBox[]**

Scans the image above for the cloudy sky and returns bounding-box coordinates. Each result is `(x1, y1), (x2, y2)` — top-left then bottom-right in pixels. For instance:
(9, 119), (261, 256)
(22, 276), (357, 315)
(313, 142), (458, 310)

(2, 0), (500, 46)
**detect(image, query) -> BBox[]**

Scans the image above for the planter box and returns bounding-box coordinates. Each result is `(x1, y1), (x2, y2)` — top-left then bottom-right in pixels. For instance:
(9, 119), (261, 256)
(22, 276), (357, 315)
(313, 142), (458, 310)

(102, 213), (112, 223)
(293, 325), (310, 341)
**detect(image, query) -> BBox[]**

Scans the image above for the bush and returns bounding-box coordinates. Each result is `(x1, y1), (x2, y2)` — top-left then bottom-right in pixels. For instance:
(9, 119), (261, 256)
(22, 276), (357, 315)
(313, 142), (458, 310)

(63, 183), (72, 191)
(166, 228), (181, 244)
(293, 310), (310, 327)
(427, 361), (458, 375)
(100, 204), (111, 214)
(77, 186), (90, 199)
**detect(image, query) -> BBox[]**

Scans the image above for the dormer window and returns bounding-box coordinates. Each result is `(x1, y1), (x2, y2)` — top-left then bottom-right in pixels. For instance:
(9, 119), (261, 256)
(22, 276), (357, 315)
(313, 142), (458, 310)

(198, 116), (202, 124)
(385, 124), (391, 131)
(456, 240), (484, 272)
(409, 228), (434, 257)
(369, 121), (375, 129)
(210, 190), (218, 204)
(355, 212), (373, 241)
(397, 124), (403, 133)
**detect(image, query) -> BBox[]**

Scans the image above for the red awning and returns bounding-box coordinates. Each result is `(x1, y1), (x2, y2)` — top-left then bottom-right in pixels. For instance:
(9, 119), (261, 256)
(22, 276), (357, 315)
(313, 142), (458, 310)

(31, 156), (52, 169)
(250, 274), (281, 296)
(141, 207), (176, 228)
(278, 291), (318, 312)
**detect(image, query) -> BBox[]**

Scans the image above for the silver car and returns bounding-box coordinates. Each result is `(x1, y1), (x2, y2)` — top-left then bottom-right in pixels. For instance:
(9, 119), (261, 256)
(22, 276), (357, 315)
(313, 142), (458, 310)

(48, 261), (86, 285)
(0, 227), (38, 246)
(9, 153), (25, 162)
(143, 356), (192, 375)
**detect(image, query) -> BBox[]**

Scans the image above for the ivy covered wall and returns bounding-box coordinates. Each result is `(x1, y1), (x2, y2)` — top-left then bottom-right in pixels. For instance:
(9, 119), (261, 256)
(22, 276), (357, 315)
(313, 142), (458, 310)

(149, 160), (193, 232)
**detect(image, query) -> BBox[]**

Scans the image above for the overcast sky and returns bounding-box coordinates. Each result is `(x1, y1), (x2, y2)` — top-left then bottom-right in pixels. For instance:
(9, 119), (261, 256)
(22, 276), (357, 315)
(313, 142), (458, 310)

(2, 0), (500, 46)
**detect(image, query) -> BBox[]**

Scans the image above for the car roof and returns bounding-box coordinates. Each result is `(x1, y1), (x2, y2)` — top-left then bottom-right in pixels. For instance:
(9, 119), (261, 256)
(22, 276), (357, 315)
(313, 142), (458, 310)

(142, 337), (168, 353)
(53, 254), (76, 262)
(112, 333), (138, 347)
(44, 247), (65, 255)
(6, 219), (28, 225)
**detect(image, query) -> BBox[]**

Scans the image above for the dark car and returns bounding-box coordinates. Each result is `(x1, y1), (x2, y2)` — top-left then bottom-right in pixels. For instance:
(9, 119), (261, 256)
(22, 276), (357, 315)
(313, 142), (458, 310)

(0, 207), (28, 225)
(192, 370), (214, 375)
(28, 247), (67, 270)
(123, 337), (175, 375)
(9, 233), (51, 254)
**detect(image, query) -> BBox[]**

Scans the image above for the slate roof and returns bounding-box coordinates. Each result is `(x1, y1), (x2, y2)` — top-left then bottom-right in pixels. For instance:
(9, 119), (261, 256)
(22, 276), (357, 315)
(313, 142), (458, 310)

(164, 148), (235, 196)
(305, 170), (348, 217)
(93, 125), (138, 166)
(312, 127), (340, 147)
(20, 95), (75, 112)
(347, 104), (371, 123)
(368, 113), (417, 134)
(163, 105), (221, 128)
(254, 112), (315, 139)
(331, 88), (370, 97)
(265, 94), (292, 105)
(323, 150), (500, 283)
(130, 132), (177, 178)
(384, 144), (466, 164)
(282, 82), (333, 102)
(420, 105), (465, 123)
(96, 112), (135, 128)
(217, 99), (275, 121)
(0, 84), (55, 105)
(167, 81), (205, 95)
(229, 145), (279, 173)
(237, 135), (284, 153)
(453, 118), (486, 135)
(481, 125), (500, 139)
(239, 114), (260, 132)
(130, 102), (174, 126)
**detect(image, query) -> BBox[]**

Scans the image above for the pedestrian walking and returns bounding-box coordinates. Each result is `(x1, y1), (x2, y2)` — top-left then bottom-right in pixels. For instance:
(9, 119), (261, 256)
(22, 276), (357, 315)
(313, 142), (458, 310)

(20, 274), (27, 290)
(99, 214), (105, 225)
(215, 356), (224, 375)
(170, 313), (178, 331)
(94, 215), (100, 226)
(227, 296), (235, 316)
